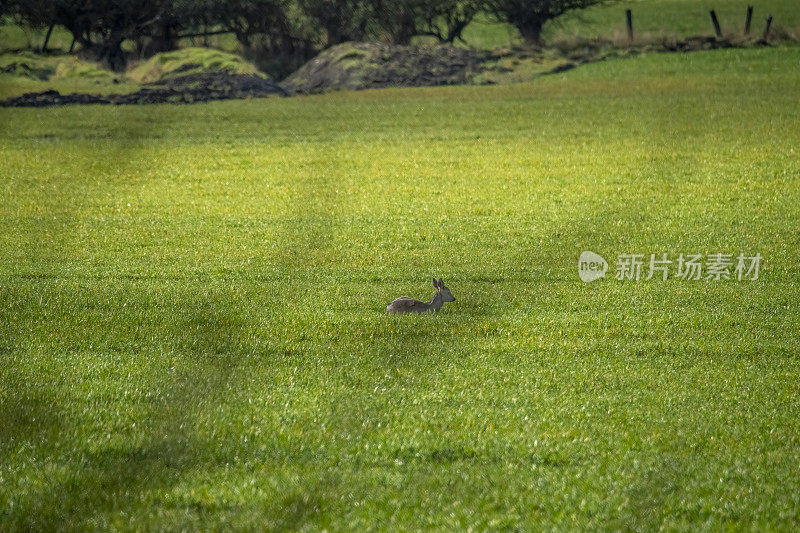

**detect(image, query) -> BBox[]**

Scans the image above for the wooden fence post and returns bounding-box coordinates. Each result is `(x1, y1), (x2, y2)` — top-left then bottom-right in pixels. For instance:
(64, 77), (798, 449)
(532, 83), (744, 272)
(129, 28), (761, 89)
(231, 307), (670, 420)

(710, 10), (722, 38)
(626, 9), (633, 42)
(763, 15), (773, 40)
(745, 6), (754, 35)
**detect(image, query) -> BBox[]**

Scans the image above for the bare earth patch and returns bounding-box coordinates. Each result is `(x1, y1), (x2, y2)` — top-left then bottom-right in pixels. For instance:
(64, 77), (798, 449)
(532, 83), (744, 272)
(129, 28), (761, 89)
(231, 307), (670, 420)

(0, 72), (287, 107)
(281, 42), (489, 94)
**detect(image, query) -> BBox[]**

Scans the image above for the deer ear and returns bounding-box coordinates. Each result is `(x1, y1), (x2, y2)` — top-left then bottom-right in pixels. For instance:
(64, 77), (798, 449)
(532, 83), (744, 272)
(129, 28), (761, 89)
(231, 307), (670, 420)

(432, 277), (438, 288)
(438, 278), (444, 287)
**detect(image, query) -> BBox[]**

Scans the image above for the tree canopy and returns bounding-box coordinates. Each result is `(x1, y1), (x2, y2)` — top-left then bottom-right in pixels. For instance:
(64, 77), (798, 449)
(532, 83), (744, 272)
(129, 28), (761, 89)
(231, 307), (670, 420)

(3, 0), (611, 73)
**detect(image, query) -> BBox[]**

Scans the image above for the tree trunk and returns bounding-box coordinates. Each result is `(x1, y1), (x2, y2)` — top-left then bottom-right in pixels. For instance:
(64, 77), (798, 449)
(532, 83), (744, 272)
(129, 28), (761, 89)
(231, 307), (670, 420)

(234, 30), (251, 48)
(445, 20), (469, 43)
(325, 22), (344, 46)
(516, 17), (545, 46)
(41, 24), (55, 53)
(393, 17), (416, 45)
(96, 36), (127, 72)
(151, 25), (177, 53)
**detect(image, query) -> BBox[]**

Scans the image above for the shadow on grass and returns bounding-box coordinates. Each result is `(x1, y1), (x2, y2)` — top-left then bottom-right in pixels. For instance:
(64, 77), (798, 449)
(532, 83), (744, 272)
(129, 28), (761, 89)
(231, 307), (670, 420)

(614, 454), (686, 531)
(0, 107), (363, 527)
(390, 444), (571, 468)
(0, 282), (333, 530)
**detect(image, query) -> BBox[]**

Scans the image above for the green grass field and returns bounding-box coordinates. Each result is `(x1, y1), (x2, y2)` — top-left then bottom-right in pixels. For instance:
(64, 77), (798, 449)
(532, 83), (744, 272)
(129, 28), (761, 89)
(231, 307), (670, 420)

(463, 0), (800, 48)
(2, 43), (800, 529)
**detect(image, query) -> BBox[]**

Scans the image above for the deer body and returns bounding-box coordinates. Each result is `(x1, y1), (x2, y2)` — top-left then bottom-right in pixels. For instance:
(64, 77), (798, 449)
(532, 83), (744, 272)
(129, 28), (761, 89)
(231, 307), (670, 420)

(386, 278), (455, 314)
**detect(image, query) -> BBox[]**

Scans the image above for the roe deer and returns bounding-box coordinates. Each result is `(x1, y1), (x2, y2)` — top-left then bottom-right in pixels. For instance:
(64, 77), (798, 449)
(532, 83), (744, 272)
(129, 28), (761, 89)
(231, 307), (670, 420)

(386, 278), (455, 314)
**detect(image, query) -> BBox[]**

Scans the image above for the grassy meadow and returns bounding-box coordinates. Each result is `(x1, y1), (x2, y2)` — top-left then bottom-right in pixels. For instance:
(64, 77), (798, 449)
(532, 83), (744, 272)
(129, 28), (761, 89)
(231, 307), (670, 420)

(2, 32), (800, 533)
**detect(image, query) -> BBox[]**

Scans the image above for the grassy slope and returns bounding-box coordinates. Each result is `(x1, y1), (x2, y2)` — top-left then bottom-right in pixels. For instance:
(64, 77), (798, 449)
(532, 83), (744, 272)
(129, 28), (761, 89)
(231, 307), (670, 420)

(0, 48), (264, 100)
(465, 0), (800, 48)
(1, 46), (800, 530)
(0, 51), (143, 100)
(548, 0), (800, 41)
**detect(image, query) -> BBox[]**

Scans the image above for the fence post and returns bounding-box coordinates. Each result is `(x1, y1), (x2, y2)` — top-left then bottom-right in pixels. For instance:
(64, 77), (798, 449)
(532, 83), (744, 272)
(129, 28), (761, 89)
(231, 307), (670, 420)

(710, 10), (722, 38)
(626, 9), (634, 42)
(745, 6), (754, 35)
(763, 15), (773, 40)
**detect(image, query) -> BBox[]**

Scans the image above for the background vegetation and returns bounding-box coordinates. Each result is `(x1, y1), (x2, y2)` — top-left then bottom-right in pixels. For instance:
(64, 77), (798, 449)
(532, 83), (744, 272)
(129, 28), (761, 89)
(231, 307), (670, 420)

(2, 0), (799, 77)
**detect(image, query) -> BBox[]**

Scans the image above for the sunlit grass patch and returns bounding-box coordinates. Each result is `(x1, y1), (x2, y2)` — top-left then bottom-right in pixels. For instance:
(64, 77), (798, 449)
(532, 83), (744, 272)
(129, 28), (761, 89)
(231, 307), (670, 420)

(127, 47), (262, 84)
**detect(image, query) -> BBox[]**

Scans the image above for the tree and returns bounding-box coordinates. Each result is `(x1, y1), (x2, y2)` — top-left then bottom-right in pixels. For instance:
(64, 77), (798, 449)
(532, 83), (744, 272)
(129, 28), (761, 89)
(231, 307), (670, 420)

(417, 0), (484, 43)
(3, 0), (57, 49)
(366, 0), (487, 45)
(487, 0), (609, 46)
(297, 0), (371, 47)
(135, 0), (212, 57)
(7, 0), (173, 70)
(366, 0), (421, 45)
(213, 0), (319, 78)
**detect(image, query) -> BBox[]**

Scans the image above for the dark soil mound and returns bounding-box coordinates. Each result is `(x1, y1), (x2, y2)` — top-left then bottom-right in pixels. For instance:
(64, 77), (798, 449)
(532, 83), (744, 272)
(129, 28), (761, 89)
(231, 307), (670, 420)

(661, 35), (744, 52)
(283, 42), (486, 94)
(0, 72), (287, 107)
